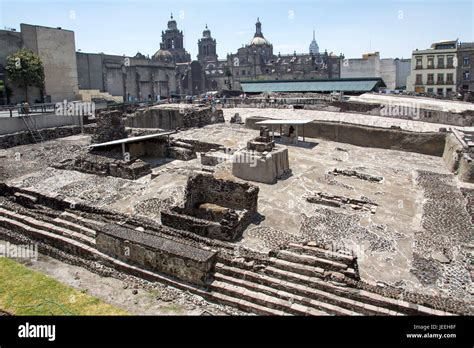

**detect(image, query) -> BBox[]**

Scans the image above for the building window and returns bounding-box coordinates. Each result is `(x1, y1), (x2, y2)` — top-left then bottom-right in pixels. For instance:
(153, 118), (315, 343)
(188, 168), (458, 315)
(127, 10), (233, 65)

(415, 56), (423, 69)
(464, 71), (470, 80)
(437, 56), (444, 68)
(242, 70), (246, 76)
(415, 74), (423, 84)
(427, 88), (434, 94)
(437, 73), (444, 84)
(447, 56), (454, 68)
(437, 88), (444, 95)
(446, 88), (453, 95)
(446, 73), (453, 83)
(427, 74), (434, 84)
(463, 57), (470, 66)
(427, 56), (434, 69)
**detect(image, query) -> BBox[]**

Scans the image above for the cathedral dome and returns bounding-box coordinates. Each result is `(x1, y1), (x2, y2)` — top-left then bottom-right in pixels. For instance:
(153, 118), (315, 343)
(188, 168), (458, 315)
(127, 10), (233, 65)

(203, 24), (211, 38)
(167, 13), (177, 30)
(153, 48), (173, 61)
(249, 17), (271, 46)
(249, 36), (270, 46)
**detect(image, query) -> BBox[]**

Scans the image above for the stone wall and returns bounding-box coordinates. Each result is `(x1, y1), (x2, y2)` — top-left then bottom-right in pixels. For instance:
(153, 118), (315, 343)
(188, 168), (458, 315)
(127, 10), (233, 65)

(91, 110), (127, 144)
(442, 133), (464, 172)
(162, 173), (259, 241)
(226, 98), (474, 127)
(442, 131), (474, 183)
(183, 173), (258, 213)
(245, 116), (446, 156)
(54, 152), (151, 180)
(0, 125), (82, 149)
(125, 105), (224, 130)
(96, 224), (216, 286)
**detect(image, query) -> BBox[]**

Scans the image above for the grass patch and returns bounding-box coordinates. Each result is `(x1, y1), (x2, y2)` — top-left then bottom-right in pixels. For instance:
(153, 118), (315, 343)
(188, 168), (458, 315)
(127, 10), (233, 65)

(0, 257), (128, 315)
(160, 303), (184, 314)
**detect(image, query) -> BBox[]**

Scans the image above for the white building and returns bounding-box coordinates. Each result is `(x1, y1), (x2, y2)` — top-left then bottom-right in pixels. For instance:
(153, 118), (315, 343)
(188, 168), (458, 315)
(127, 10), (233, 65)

(340, 52), (411, 90)
(406, 40), (458, 96)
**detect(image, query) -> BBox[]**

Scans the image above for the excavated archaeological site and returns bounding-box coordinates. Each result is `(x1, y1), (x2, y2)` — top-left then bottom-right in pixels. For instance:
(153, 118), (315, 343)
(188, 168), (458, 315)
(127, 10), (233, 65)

(0, 101), (473, 316)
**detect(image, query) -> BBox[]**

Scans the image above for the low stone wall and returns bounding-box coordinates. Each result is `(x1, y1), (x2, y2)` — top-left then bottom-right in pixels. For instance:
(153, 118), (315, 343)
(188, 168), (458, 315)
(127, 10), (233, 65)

(162, 173), (259, 241)
(0, 114), (83, 136)
(54, 152), (152, 180)
(96, 224), (216, 286)
(245, 116), (446, 156)
(172, 138), (223, 153)
(226, 98), (474, 127)
(442, 133), (464, 172)
(442, 131), (474, 183)
(126, 105), (224, 130)
(161, 209), (244, 242)
(183, 173), (259, 213)
(458, 154), (474, 182)
(0, 125), (82, 149)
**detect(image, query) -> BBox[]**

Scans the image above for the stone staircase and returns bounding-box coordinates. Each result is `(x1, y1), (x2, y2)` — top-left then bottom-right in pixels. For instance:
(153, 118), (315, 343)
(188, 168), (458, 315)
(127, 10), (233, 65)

(208, 245), (453, 316)
(0, 197), (459, 316)
(0, 200), (211, 298)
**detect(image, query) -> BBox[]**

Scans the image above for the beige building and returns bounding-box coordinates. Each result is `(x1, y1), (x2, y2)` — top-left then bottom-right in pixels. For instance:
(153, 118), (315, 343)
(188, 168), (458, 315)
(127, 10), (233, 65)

(0, 24), (79, 104)
(407, 40), (458, 96)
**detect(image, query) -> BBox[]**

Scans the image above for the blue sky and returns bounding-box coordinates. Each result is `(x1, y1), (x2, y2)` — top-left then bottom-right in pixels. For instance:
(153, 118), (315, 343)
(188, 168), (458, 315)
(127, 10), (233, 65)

(1, 0), (473, 60)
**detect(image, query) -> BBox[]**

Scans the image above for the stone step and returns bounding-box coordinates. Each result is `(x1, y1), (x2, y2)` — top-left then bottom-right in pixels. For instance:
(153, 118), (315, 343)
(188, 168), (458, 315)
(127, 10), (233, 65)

(0, 215), (95, 258)
(215, 263), (397, 316)
(287, 243), (355, 266)
(219, 260), (452, 316)
(208, 292), (288, 316)
(13, 192), (38, 206)
(269, 257), (326, 279)
(273, 250), (357, 279)
(0, 215), (211, 300)
(213, 271), (357, 316)
(210, 280), (328, 316)
(0, 207), (95, 247)
(59, 211), (106, 228)
(52, 217), (96, 238)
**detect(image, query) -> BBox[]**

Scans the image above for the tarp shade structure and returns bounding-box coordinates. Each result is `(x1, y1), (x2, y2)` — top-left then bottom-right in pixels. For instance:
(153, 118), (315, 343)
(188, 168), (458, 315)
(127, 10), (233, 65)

(88, 131), (176, 149)
(241, 78), (386, 93)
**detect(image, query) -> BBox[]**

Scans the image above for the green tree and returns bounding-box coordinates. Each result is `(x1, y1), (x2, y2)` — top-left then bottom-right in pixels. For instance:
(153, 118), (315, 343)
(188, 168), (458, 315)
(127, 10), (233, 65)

(6, 49), (45, 103)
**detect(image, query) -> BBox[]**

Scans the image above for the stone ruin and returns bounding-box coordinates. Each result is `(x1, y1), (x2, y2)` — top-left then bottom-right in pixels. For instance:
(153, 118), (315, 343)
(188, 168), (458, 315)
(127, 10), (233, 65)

(125, 104), (224, 130)
(55, 108), (208, 180)
(232, 126), (291, 184)
(230, 112), (243, 124)
(91, 110), (128, 144)
(161, 172), (259, 241)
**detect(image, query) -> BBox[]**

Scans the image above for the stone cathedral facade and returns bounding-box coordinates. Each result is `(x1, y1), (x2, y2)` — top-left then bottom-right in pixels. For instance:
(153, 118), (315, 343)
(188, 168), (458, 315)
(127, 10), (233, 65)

(76, 15), (344, 100)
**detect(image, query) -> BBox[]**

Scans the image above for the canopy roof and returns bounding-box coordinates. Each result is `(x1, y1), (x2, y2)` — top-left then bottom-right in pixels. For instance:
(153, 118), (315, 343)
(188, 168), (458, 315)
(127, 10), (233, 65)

(256, 119), (312, 125)
(241, 78), (386, 93)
